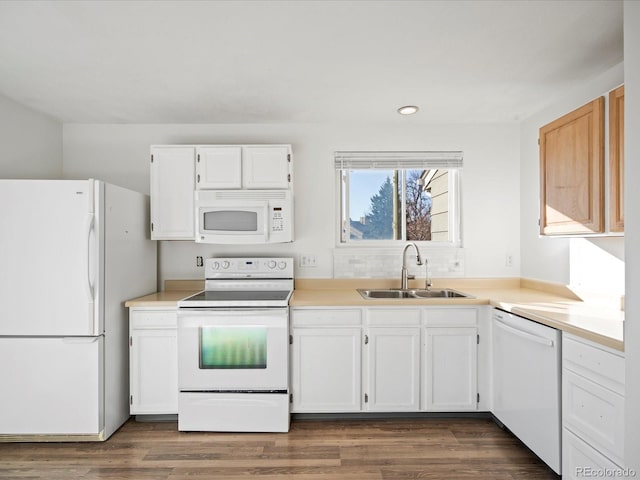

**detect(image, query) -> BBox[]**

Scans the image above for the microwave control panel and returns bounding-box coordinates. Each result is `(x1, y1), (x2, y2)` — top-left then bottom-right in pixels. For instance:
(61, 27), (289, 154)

(271, 207), (284, 233)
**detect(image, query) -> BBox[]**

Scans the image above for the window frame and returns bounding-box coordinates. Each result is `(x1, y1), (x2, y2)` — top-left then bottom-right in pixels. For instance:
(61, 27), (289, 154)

(335, 151), (463, 247)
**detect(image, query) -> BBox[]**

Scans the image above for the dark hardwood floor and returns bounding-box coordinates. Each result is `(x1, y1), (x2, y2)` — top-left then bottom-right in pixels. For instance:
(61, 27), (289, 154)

(0, 417), (560, 479)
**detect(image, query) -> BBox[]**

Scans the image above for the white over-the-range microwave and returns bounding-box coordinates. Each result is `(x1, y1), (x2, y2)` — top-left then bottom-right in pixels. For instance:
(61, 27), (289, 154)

(195, 190), (293, 244)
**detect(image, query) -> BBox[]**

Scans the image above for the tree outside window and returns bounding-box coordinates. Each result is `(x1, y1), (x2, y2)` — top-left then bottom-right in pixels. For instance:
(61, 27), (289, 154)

(341, 169), (442, 242)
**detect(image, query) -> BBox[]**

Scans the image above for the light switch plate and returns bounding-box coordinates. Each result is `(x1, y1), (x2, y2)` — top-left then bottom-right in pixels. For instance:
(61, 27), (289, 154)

(299, 254), (317, 268)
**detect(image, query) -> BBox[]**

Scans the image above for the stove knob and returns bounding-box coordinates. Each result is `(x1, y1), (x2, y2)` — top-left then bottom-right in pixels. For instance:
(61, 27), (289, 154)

(222, 261), (230, 269)
(212, 261), (220, 270)
(268, 260), (277, 269)
(278, 261), (287, 270)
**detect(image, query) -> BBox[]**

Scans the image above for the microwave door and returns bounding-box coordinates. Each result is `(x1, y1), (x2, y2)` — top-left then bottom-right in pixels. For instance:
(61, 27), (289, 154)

(198, 203), (268, 244)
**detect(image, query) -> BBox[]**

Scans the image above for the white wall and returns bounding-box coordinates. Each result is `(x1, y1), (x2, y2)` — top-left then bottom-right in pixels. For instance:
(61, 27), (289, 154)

(0, 93), (62, 178)
(63, 122), (520, 284)
(624, 0), (640, 468)
(519, 63), (625, 285)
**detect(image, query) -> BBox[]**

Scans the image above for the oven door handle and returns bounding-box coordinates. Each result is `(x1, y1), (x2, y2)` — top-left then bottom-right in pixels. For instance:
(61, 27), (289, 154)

(177, 308), (288, 327)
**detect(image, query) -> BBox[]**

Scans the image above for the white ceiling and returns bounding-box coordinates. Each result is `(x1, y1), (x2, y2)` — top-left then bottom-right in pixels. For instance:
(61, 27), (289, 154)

(0, 0), (623, 124)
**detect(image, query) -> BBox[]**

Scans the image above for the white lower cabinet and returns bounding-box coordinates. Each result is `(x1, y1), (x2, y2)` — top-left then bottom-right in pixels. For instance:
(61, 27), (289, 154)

(424, 327), (478, 411)
(290, 306), (480, 414)
(129, 308), (179, 415)
(365, 326), (421, 411)
(562, 333), (625, 475)
(290, 326), (362, 412)
(290, 309), (362, 412)
(563, 427), (625, 480)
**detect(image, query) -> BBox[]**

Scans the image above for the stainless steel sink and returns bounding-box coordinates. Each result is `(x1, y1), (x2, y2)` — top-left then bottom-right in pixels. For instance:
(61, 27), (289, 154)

(411, 289), (469, 298)
(359, 290), (417, 299)
(357, 288), (473, 300)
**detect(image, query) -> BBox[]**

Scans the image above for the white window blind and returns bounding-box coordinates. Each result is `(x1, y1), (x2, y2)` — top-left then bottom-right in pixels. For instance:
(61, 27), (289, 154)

(334, 151), (463, 170)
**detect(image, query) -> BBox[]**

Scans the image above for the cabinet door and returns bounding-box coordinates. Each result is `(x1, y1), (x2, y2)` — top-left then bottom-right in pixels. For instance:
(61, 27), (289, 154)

(129, 310), (178, 415)
(539, 97), (604, 235)
(196, 146), (242, 190)
(291, 327), (361, 412)
(563, 369), (625, 466)
(424, 327), (477, 411)
(242, 146), (291, 189)
(365, 327), (421, 411)
(563, 428), (623, 480)
(150, 146), (195, 240)
(609, 85), (624, 232)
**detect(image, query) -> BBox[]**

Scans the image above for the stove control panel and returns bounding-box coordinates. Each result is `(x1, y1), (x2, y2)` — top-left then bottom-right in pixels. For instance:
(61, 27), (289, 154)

(205, 257), (294, 278)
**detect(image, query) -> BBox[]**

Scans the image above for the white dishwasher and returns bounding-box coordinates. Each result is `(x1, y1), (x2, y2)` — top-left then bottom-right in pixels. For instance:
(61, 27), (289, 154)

(492, 309), (561, 474)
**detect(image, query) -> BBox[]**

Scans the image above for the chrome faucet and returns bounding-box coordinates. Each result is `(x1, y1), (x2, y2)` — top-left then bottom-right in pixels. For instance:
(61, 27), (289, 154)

(401, 242), (423, 289)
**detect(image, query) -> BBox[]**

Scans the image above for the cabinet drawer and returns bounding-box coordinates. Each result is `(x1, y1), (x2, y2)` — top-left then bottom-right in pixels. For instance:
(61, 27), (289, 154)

(563, 334), (624, 393)
(367, 308), (421, 326)
(130, 309), (177, 329)
(563, 428), (623, 480)
(563, 368), (624, 465)
(423, 308), (478, 326)
(291, 308), (362, 327)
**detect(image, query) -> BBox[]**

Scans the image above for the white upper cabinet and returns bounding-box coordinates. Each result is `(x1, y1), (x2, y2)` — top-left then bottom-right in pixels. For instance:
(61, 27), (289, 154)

(195, 145), (292, 190)
(242, 146), (291, 189)
(150, 146), (195, 240)
(196, 146), (242, 189)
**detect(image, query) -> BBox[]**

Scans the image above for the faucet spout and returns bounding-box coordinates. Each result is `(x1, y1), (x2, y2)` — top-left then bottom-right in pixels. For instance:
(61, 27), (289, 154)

(401, 242), (422, 289)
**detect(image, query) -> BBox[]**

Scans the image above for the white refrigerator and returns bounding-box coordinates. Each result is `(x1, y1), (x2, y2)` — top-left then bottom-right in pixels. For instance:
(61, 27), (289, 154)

(0, 179), (157, 441)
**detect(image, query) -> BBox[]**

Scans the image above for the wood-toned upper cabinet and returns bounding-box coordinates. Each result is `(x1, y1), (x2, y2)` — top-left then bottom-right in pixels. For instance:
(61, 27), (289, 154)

(609, 85), (624, 233)
(539, 97), (605, 235)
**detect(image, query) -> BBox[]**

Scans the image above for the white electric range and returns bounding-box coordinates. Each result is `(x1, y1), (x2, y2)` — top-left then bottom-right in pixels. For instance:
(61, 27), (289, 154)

(176, 257), (293, 432)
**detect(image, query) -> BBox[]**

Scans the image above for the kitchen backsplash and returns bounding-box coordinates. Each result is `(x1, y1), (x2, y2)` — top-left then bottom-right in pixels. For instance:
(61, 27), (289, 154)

(332, 247), (465, 279)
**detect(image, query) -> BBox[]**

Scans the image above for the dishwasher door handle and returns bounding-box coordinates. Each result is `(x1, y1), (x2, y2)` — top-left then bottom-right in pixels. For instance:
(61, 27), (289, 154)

(494, 318), (554, 347)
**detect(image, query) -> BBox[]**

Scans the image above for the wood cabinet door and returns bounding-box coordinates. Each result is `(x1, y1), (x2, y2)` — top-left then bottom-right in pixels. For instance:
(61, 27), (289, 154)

(609, 85), (624, 232)
(539, 97), (604, 235)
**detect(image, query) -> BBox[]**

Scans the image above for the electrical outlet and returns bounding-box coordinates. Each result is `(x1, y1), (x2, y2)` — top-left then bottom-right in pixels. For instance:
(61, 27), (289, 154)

(299, 254), (317, 268)
(196, 256), (204, 267)
(505, 254), (513, 267)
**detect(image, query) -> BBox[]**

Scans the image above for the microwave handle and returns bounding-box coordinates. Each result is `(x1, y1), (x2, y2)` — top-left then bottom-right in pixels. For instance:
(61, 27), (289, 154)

(262, 202), (270, 241)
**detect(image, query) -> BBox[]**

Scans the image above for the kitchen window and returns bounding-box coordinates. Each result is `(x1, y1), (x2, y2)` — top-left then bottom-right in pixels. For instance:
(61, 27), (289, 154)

(336, 151), (462, 244)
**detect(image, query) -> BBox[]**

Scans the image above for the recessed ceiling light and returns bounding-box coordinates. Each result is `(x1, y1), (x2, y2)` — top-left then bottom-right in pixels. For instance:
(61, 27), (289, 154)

(397, 105), (419, 115)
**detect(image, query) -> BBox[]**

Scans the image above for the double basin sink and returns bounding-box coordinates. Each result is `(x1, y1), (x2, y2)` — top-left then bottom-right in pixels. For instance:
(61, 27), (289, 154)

(357, 288), (473, 300)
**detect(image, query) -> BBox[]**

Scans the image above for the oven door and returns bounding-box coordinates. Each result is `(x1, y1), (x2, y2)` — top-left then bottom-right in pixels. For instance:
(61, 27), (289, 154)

(177, 308), (288, 391)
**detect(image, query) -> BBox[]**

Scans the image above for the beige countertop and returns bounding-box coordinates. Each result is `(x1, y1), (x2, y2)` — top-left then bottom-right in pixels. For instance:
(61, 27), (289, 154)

(125, 277), (624, 352)
(291, 278), (624, 351)
(124, 290), (200, 307)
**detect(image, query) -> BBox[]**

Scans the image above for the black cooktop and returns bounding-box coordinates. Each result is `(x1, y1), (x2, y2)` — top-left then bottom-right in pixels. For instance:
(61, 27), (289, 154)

(181, 290), (292, 303)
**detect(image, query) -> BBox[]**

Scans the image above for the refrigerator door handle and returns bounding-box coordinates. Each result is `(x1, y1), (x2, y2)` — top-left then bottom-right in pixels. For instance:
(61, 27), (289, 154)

(62, 336), (100, 344)
(84, 213), (96, 302)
